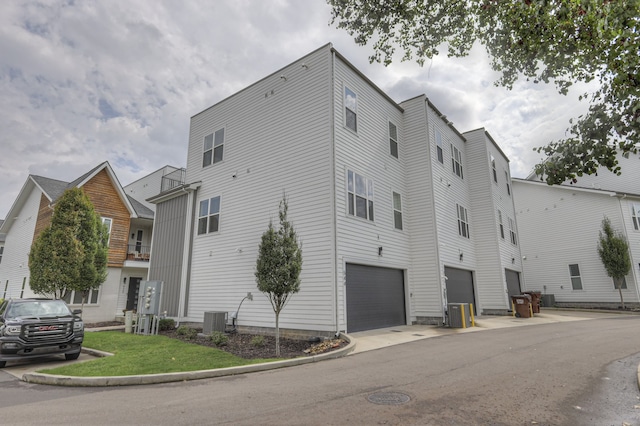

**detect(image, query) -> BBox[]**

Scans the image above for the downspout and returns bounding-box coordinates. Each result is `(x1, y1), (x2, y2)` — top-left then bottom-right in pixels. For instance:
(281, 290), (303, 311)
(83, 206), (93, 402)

(331, 49), (340, 337)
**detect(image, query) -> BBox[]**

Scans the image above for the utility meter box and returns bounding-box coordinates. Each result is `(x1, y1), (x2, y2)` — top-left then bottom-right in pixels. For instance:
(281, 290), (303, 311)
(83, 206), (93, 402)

(139, 280), (162, 315)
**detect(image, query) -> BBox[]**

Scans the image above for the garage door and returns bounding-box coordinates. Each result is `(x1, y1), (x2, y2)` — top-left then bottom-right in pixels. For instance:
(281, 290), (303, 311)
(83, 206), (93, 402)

(444, 267), (476, 312)
(346, 264), (406, 332)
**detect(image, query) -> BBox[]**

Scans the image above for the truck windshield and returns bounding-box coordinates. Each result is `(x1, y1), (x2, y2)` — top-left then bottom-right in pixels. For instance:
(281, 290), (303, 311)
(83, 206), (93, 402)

(5, 300), (72, 319)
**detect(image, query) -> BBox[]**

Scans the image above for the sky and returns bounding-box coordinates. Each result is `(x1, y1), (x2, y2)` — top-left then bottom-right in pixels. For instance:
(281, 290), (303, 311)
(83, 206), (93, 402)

(0, 0), (594, 220)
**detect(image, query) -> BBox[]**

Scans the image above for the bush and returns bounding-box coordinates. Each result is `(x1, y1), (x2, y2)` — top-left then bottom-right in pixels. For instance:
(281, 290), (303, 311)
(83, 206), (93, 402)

(176, 325), (197, 340)
(210, 331), (229, 347)
(250, 335), (265, 347)
(158, 318), (175, 331)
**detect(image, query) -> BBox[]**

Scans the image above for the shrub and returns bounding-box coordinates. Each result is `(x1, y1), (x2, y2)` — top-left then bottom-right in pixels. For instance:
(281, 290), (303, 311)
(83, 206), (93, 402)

(176, 325), (197, 340)
(250, 335), (266, 347)
(158, 318), (175, 331)
(210, 331), (229, 347)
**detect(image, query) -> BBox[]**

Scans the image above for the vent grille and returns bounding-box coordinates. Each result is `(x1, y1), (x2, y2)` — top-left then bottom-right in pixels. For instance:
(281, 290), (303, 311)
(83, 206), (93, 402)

(23, 322), (72, 341)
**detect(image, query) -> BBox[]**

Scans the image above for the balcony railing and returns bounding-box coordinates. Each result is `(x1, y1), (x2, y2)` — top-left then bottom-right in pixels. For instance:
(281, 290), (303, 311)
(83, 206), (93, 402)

(161, 168), (186, 193)
(126, 244), (151, 262)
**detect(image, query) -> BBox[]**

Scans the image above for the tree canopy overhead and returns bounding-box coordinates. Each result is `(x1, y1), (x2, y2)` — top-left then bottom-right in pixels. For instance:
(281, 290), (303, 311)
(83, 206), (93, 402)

(329, 0), (640, 184)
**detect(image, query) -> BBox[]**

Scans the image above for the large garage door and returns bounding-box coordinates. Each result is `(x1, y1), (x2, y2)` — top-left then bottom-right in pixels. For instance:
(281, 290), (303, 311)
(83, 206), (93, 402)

(505, 269), (522, 299)
(346, 264), (406, 332)
(444, 267), (476, 311)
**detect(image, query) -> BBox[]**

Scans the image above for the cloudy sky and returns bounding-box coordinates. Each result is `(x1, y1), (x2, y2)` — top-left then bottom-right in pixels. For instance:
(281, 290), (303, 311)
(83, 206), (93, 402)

(0, 0), (592, 220)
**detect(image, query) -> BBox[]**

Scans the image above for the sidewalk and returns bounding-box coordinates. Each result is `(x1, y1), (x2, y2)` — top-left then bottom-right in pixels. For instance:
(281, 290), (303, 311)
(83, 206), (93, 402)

(6, 309), (637, 387)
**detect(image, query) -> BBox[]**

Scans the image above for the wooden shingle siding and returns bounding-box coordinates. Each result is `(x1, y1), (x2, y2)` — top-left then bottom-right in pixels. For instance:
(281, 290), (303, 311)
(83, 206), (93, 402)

(82, 169), (131, 267)
(32, 193), (54, 244)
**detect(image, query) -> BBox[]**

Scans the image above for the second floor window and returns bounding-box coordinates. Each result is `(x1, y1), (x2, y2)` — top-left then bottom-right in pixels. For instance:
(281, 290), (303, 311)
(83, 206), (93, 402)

(0, 246), (3, 265)
(632, 204), (640, 230)
(348, 170), (374, 221)
(451, 144), (463, 179)
(345, 87), (357, 132)
(435, 130), (444, 164)
(102, 217), (112, 244)
(508, 217), (517, 245)
(389, 122), (398, 158)
(457, 204), (470, 238)
(203, 128), (224, 167)
(491, 155), (497, 183)
(505, 170), (511, 196)
(498, 210), (505, 239)
(393, 192), (403, 230)
(198, 196), (221, 235)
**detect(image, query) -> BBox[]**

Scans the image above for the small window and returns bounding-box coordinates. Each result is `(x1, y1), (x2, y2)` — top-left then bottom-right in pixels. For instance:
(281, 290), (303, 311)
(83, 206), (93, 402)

(389, 122), (398, 158)
(435, 130), (444, 164)
(457, 204), (470, 238)
(345, 87), (357, 132)
(347, 170), (374, 221)
(393, 192), (403, 230)
(203, 128), (224, 167)
(451, 144), (463, 179)
(631, 204), (640, 231)
(102, 217), (112, 244)
(498, 210), (505, 239)
(614, 277), (628, 290)
(0, 246), (3, 265)
(508, 217), (517, 245)
(198, 196), (221, 235)
(505, 170), (511, 196)
(491, 155), (497, 183)
(568, 264), (583, 290)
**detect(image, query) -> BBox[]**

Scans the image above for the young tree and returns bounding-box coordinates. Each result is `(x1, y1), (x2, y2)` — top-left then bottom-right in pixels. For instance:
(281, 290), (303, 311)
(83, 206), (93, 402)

(29, 188), (109, 305)
(597, 217), (631, 309)
(255, 195), (302, 356)
(329, 0), (640, 184)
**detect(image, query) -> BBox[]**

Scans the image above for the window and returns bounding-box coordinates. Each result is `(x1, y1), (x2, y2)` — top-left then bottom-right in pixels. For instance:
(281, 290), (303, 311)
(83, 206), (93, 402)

(451, 144), (463, 178)
(568, 264), (583, 290)
(435, 130), (444, 164)
(632, 204), (640, 230)
(505, 170), (511, 196)
(614, 277), (628, 289)
(457, 204), (470, 238)
(198, 196), (221, 235)
(203, 128), (224, 167)
(102, 217), (112, 244)
(393, 192), (403, 230)
(389, 122), (398, 158)
(498, 210), (505, 239)
(345, 87), (357, 132)
(347, 170), (374, 221)
(508, 217), (517, 245)
(63, 287), (100, 305)
(0, 246), (3, 264)
(491, 155), (497, 183)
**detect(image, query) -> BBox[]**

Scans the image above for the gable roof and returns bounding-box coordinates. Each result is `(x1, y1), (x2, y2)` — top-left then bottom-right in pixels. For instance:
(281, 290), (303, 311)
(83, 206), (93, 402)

(0, 161), (147, 234)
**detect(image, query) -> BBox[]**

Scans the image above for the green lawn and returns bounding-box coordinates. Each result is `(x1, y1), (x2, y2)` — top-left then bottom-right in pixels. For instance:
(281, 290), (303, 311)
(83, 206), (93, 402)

(40, 331), (277, 377)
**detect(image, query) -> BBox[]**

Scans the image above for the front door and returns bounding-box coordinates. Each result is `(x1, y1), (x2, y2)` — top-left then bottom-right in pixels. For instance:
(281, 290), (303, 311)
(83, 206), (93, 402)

(126, 277), (142, 311)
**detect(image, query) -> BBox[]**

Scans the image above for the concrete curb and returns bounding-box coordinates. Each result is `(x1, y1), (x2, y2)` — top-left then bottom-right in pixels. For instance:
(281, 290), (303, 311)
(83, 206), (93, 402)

(22, 334), (355, 387)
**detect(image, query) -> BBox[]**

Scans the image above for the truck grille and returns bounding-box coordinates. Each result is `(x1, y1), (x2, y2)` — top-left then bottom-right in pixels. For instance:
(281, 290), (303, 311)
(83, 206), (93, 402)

(23, 322), (72, 341)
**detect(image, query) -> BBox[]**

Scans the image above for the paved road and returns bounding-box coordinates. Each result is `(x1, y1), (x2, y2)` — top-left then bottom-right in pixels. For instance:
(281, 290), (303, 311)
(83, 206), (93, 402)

(1, 313), (639, 425)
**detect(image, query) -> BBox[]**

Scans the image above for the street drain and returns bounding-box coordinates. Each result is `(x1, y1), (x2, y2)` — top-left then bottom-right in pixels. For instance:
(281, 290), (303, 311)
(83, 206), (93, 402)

(367, 392), (411, 405)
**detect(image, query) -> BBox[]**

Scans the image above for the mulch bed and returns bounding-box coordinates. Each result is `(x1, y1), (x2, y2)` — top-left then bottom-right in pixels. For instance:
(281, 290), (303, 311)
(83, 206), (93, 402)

(85, 322), (347, 359)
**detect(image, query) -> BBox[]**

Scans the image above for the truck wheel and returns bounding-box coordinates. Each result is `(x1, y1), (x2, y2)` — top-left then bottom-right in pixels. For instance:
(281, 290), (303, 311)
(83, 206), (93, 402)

(65, 352), (80, 361)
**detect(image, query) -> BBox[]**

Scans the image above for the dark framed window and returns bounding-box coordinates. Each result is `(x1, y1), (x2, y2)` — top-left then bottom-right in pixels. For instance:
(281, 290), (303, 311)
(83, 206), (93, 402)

(198, 196), (221, 235)
(491, 155), (497, 183)
(498, 210), (505, 239)
(203, 128), (224, 167)
(569, 264), (583, 290)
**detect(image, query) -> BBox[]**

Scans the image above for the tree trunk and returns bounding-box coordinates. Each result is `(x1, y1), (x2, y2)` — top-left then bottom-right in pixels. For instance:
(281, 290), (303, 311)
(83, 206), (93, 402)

(275, 311), (280, 357)
(615, 277), (625, 310)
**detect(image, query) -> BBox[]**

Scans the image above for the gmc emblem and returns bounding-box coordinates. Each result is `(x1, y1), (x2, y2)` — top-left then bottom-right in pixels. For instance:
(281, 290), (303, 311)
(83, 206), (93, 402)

(38, 325), (59, 331)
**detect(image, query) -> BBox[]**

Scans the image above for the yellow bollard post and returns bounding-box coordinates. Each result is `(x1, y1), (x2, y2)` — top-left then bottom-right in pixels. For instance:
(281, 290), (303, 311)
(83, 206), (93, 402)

(512, 301), (515, 317)
(470, 303), (475, 327)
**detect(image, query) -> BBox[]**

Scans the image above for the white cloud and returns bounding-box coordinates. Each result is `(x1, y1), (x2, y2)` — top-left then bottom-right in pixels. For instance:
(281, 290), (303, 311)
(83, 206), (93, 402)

(0, 0), (592, 219)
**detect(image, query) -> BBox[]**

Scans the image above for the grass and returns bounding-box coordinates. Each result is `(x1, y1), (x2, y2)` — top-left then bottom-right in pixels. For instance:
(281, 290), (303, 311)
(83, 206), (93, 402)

(39, 331), (278, 377)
